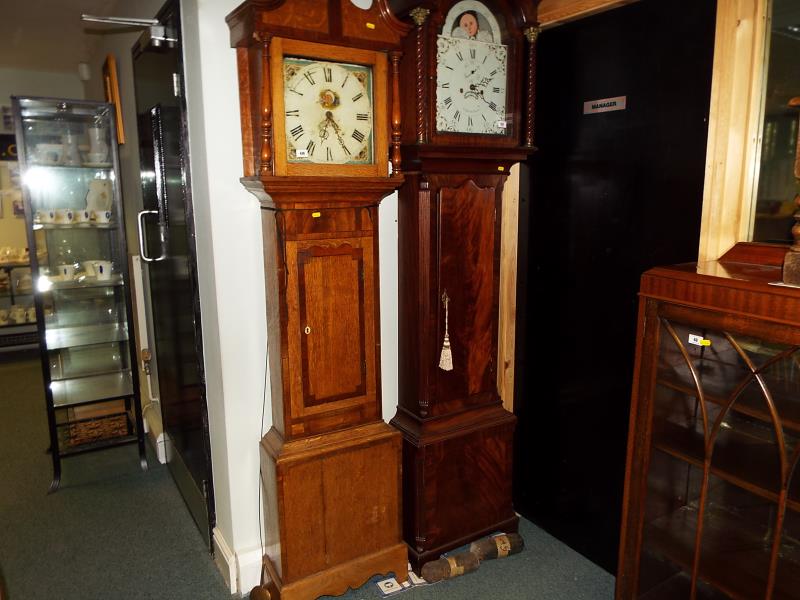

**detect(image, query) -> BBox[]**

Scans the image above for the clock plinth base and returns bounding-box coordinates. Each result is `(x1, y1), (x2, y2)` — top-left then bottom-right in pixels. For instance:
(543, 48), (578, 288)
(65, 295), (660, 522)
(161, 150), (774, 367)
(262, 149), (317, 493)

(390, 404), (517, 572)
(262, 542), (408, 600)
(259, 422), (407, 597)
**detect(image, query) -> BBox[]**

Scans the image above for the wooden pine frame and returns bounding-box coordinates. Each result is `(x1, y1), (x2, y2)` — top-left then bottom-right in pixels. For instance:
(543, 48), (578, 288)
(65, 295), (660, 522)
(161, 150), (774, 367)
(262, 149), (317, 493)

(537, 0), (638, 29)
(698, 0), (771, 261)
(270, 38), (389, 178)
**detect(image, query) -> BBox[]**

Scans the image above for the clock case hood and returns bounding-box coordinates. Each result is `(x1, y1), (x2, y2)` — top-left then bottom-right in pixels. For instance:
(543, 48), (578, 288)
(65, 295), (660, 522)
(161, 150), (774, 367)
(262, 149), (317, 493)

(389, 0), (540, 167)
(226, 0), (412, 204)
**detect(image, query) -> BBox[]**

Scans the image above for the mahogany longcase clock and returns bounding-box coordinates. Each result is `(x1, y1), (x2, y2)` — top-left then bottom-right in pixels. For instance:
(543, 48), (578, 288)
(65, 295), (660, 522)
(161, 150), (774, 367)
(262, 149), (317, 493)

(226, 2), (410, 598)
(387, 0), (540, 571)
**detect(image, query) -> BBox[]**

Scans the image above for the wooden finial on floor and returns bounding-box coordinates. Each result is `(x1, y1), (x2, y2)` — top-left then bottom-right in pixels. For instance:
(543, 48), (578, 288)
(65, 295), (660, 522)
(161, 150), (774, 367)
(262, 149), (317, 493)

(421, 551), (479, 582)
(469, 533), (525, 561)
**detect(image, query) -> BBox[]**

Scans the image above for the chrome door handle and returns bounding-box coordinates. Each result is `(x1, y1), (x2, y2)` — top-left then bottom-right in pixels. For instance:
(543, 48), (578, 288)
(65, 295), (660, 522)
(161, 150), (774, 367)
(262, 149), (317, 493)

(137, 210), (167, 262)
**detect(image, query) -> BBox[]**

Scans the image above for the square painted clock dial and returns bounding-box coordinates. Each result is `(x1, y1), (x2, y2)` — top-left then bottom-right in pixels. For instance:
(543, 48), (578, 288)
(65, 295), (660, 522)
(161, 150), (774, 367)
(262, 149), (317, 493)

(283, 57), (374, 164)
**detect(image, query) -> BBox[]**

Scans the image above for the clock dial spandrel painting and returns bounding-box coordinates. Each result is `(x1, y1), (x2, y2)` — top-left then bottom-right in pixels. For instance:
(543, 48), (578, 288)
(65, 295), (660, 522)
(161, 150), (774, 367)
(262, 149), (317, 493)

(283, 57), (374, 165)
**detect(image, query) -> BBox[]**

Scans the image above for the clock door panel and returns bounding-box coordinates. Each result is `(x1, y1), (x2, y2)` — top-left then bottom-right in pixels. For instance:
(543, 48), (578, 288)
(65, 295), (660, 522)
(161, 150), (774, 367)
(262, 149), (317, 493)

(285, 237), (378, 436)
(435, 180), (498, 415)
(298, 244), (367, 405)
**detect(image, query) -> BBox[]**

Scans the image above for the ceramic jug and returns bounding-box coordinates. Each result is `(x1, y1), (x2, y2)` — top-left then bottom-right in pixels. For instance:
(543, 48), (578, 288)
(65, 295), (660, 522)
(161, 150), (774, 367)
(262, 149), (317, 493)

(85, 180), (112, 212)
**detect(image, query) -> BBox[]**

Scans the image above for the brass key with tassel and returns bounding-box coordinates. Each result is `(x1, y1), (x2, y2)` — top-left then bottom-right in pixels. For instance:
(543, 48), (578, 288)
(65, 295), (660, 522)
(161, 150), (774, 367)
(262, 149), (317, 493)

(439, 290), (453, 371)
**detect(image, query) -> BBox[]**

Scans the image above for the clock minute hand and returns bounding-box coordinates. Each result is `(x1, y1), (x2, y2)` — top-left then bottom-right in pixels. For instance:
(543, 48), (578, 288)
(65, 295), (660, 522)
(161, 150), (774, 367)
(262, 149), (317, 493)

(326, 112), (351, 155)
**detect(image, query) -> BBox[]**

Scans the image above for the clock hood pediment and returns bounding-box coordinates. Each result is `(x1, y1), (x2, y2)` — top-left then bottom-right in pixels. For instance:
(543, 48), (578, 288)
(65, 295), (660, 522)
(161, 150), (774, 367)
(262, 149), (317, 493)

(388, 0), (540, 37)
(227, 0), (411, 51)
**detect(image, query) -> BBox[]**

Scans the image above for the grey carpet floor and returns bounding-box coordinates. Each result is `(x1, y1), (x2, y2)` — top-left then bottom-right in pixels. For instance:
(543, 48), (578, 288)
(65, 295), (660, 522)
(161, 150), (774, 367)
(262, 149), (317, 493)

(0, 354), (615, 599)
(319, 517), (615, 600)
(0, 355), (230, 600)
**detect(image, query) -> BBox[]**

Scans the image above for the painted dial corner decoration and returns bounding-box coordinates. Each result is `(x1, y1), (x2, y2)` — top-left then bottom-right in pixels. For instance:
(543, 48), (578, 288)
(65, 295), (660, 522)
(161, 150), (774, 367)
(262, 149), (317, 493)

(435, 0), (508, 135)
(283, 57), (374, 165)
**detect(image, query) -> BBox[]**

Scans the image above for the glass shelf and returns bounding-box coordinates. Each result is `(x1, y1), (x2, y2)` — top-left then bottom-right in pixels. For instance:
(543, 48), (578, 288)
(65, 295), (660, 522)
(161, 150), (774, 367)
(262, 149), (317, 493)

(50, 370), (134, 407)
(0, 322), (36, 331)
(45, 323), (128, 350)
(26, 163), (112, 171)
(641, 502), (800, 599)
(657, 374), (800, 433)
(638, 572), (731, 600)
(42, 274), (124, 291)
(652, 418), (790, 505)
(48, 341), (129, 381)
(34, 223), (117, 230)
(0, 321), (36, 329)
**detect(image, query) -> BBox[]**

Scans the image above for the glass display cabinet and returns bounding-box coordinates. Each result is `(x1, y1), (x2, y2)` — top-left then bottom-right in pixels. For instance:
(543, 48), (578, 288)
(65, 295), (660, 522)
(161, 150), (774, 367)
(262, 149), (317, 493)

(617, 243), (800, 599)
(12, 96), (146, 490)
(0, 258), (38, 353)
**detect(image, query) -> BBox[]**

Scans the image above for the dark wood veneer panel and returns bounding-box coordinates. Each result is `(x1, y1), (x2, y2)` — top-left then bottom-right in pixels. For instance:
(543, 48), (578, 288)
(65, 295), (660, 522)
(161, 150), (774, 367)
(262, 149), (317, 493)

(436, 180), (497, 402)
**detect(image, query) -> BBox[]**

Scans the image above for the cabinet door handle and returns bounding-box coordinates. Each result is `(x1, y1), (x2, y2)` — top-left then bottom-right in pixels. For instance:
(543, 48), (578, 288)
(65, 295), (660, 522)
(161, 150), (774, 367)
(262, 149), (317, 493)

(137, 210), (167, 263)
(304, 326), (311, 335)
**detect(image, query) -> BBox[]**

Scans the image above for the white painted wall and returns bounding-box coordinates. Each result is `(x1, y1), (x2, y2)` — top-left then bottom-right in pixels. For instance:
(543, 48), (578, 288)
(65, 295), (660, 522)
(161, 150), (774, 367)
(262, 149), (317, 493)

(39, 0), (402, 594)
(181, 0), (267, 592)
(0, 68), (84, 107)
(180, 0), (401, 594)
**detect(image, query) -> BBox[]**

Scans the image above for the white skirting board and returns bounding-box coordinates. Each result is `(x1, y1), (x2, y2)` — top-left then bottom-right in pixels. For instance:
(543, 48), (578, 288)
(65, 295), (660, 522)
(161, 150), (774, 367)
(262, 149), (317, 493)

(213, 527), (265, 595)
(146, 424), (167, 465)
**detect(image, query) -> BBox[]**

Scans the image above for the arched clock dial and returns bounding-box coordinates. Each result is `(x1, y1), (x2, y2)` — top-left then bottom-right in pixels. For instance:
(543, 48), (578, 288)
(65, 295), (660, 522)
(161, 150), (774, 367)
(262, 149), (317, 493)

(283, 58), (374, 164)
(435, 36), (508, 135)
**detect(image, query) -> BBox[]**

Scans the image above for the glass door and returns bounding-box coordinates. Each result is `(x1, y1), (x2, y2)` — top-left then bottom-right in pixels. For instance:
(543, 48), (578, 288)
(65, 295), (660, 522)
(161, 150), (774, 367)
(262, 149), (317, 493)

(133, 0), (214, 546)
(636, 312), (800, 598)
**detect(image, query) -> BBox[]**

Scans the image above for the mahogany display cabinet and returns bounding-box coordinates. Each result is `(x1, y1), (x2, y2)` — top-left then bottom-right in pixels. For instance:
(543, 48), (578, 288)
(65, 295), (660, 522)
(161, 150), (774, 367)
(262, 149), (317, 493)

(617, 243), (800, 599)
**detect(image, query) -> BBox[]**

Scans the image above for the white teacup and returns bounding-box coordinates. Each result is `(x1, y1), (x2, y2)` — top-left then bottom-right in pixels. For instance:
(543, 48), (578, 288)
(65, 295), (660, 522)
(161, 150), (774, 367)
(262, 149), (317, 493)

(9, 306), (25, 324)
(0, 309), (8, 325)
(57, 264), (76, 280)
(92, 260), (113, 281)
(74, 209), (91, 224)
(92, 210), (112, 224)
(55, 208), (75, 224)
(36, 209), (55, 224)
(17, 274), (32, 292)
(26, 307), (36, 322)
(34, 144), (62, 165)
(82, 261), (97, 277)
(87, 152), (108, 164)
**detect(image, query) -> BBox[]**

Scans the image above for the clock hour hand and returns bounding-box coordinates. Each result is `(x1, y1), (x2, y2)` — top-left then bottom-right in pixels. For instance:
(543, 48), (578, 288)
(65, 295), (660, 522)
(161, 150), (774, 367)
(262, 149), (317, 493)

(318, 117), (331, 141)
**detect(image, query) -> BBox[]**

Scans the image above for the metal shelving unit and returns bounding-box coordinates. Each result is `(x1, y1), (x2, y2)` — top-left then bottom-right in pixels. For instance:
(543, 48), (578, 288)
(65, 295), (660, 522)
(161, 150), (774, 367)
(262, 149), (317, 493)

(12, 96), (146, 490)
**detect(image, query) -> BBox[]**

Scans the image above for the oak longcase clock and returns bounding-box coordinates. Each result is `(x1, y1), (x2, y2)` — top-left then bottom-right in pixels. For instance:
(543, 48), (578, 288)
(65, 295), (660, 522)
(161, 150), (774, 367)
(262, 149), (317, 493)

(387, 0), (540, 572)
(226, 2), (410, 598)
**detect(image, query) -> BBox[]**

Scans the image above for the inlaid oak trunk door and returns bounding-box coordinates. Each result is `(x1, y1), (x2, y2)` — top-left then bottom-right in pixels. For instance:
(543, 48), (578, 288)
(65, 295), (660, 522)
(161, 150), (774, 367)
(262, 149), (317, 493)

(435, 180), (498, 412)
(285, 237), (377, 426)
